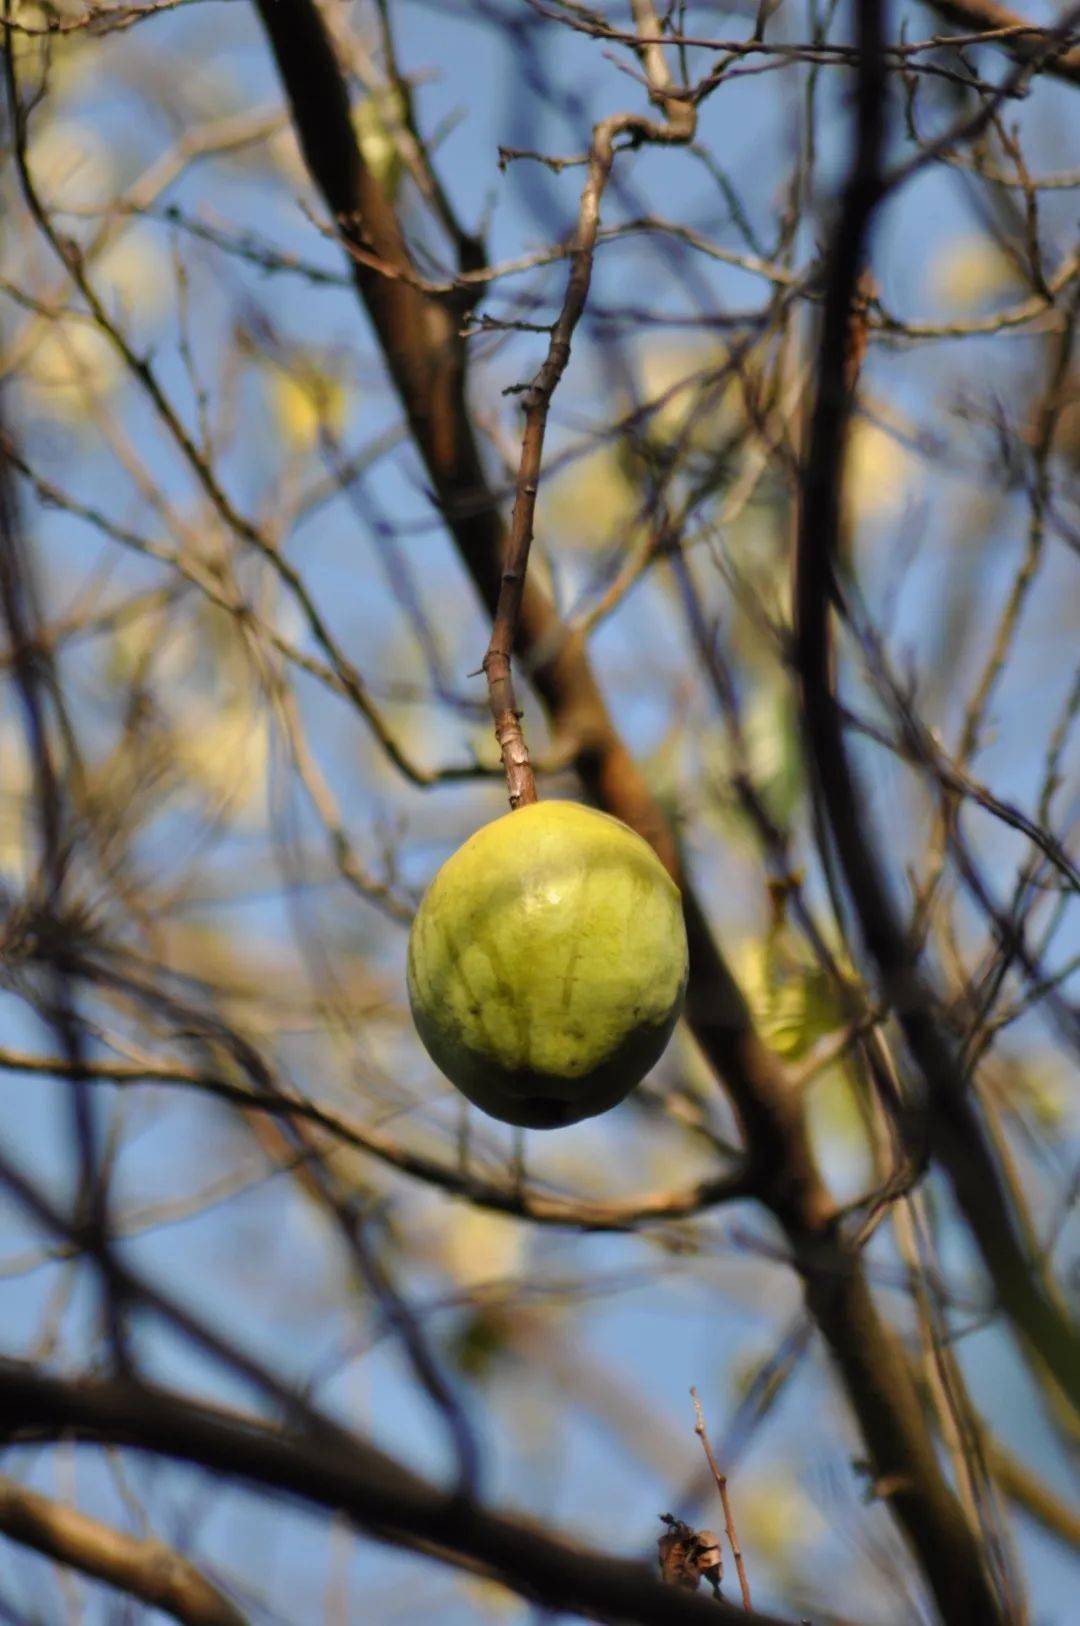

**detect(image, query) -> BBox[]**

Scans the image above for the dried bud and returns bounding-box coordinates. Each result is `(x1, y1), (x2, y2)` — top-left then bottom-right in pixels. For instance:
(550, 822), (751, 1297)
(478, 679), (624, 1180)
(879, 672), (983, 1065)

(657, 1514), (724, 1597)
(658, 1514), (701, 1592)
(694, 1528), (724, 1599)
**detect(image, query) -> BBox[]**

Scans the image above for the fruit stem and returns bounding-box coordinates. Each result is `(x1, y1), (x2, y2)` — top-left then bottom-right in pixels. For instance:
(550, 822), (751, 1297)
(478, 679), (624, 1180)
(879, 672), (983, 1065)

(482, 645), (538, 809)
(483, 496), (539, 802)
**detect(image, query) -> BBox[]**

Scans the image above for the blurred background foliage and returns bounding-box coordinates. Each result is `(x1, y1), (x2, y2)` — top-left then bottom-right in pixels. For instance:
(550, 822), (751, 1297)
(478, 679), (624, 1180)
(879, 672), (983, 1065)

(0, 0), (1077, 1622)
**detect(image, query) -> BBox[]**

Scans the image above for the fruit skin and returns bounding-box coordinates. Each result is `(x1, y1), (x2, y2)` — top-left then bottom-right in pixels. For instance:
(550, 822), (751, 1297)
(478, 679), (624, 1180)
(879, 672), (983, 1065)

(407, 800), (688, 1129)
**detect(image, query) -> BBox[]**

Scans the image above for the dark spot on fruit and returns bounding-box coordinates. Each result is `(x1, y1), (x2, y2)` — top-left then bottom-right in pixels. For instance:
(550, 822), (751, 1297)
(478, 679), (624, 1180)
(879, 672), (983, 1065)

(523, 1097), (570, 1128)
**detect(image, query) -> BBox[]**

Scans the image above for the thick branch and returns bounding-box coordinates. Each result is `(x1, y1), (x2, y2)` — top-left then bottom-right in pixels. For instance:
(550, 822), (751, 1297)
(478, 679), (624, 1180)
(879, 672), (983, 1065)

(0, 1134), (777, 1626)
(0, 1363), (793, 1626)
(0, 1476), (246, 1626)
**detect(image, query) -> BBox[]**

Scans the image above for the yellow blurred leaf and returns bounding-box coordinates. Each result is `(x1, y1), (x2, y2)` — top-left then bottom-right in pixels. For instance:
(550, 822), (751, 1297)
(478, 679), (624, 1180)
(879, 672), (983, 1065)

(8, 2), (93, 89)
(734, 930), (847, 1062)
(267, 123), (308, 189)
(458, 1576), (518, 1619)
(440, 1207), (523, 1287)
(177, 698), (269, 826)
(638, 342), (740, 446)
(806, 1067), (868, 1152)
(96, 228), (172, 327)
(545, 442), (638, 549)
(844, 419), (919, 526)
(267, 90), (405, 198)
(353, 92), (406, 198)
(267, 362), (351, 452)
(1001, 1060), (1070, 1131)
(106, 608), (178, 689)
(928, 235), (1018, 311)
(22, 322), (124, 418)
(27, 118), (115, 210)
(0, 723), (31, 881)
(742, 684), (802, 825)
(738, 1474), (827, 1564)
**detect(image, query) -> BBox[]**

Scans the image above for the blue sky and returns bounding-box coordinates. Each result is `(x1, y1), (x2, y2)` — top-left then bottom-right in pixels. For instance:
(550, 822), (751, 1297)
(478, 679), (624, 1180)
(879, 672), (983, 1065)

(0, 1), (1077, 1620)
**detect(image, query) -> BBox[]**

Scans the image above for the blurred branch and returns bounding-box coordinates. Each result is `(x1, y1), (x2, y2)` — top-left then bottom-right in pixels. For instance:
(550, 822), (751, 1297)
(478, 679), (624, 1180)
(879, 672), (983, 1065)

(927, 0), (1080, 86)
(0, 55), (437, 808)
(2, 0), (1076, 1618)
(0, 0), (191, 38)
(0, 1113), (786, 1626)
(0, 1361), (795, 1626)
(0, 318), (119, 1347)
(873, 244), (1080, 340)
(884, 6), (1080, 194)
(955, 302), (1079, 772)
(987, 1441), (1080, 1551)
(891, 1188), (1022, 1613)
(0, 1045), (751, 1231)
(787, 7), (1022, 1620)
(0, 1476), (247, 1626)
(793, 0), (1080, 1458)
(0, 438), (486, 806)
(840, 699), (1080, 896)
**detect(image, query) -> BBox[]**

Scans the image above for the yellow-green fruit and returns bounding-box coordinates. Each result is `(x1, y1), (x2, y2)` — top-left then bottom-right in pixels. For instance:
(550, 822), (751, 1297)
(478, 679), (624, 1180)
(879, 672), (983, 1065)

(407, 800), (688, 1129)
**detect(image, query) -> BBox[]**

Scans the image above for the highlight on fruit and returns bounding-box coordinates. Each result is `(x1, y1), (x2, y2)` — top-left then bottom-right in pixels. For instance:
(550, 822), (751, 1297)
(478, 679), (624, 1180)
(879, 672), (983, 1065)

(407, 800), (689, 1129)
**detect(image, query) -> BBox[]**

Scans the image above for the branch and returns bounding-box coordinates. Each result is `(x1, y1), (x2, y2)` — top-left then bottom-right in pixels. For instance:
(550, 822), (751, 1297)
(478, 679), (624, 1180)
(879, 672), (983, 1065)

(0, 1045), (751, 1231)
(249, 4), (1016, 1617)
(246, 0), (834, 1246)
(793, 0), (1080, 1441)
(250, 0), (811, 1204)
(0, 1476), (246, 1626)
(0, 1363), (794, 1626)
(0, 1122), (789, 1626)
(690, 1389), (752, 1612)
(926, 0), (1080, 87)
(987, 1441), (1080, 1551)
(482, 0), (695, 810)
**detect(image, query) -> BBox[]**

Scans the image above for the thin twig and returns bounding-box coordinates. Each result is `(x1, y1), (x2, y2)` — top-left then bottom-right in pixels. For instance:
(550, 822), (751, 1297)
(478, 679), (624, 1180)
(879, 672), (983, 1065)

(690, 1388), (752, 1612)
(483, 3), (695, 808)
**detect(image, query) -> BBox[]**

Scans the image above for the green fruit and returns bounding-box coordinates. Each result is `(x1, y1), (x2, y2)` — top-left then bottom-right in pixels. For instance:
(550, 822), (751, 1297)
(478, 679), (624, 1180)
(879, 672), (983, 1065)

(407, 800), (688, 1129)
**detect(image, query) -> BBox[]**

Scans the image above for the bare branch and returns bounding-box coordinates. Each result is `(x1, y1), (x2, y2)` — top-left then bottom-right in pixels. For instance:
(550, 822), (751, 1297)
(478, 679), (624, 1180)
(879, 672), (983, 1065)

(926, 0), (1080, 86)
(793, 0), (1080, 1451)
(248, 6), (1038, 1616)
(0, 1045), (751, 1231)
(0, 1476), (246, 1626)
(0, 1362), (795, 1626)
